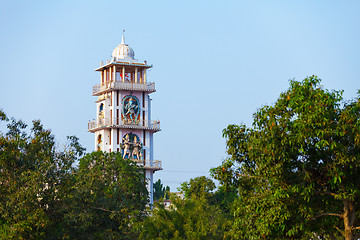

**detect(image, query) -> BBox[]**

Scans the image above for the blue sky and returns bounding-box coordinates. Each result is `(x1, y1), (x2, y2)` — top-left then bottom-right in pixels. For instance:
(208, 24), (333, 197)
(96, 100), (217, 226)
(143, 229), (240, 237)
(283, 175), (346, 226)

(1, 0), (359, 191)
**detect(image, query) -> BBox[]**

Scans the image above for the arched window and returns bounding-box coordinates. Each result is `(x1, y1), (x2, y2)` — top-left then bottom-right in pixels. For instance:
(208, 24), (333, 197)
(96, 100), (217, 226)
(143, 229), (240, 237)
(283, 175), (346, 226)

(97, 134), (102, 151)
(99, 103), (104, 119)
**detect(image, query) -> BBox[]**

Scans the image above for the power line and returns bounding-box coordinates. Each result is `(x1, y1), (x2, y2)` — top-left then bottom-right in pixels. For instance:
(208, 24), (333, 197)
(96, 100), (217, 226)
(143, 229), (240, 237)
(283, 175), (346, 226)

(161, 170), (209, 174)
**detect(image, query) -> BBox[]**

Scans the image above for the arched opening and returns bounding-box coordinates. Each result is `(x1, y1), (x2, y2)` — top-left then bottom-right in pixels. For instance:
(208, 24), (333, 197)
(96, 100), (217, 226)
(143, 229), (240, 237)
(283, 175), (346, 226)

(97, 134), (102, 151)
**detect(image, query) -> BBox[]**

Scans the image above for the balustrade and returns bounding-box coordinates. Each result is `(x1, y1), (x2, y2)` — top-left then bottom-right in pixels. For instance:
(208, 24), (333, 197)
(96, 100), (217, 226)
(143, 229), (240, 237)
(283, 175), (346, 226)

(88, 118), (160, 131)
(132, 159), (162, 169)
(92, 81), (155, 95)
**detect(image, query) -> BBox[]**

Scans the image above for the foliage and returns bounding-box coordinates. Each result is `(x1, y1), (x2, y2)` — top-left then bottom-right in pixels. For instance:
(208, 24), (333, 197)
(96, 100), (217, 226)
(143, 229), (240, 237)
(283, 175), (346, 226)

(164, 186), (170, 200)
(153, 179), (170, 200)
(180, 176), (215, 200)
(0, 112), (84, 239)
(60, 151), (149, 239)
(212, 185), (238, 214)
(212, 76), (360, 240)
(139, 176), (231, 240)
(0, 111), (148, 239)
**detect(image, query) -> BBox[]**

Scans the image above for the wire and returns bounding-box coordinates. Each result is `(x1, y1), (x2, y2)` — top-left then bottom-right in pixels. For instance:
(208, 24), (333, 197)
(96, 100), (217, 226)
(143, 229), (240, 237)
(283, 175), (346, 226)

(160, 170), (209, 173)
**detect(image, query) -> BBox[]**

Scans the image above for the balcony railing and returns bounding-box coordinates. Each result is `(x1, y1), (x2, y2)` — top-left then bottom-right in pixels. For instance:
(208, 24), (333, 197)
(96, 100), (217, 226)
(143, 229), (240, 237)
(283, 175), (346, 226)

(92, 81), (156, 95)
(88, 118), (160, 132)
(133, 159), (162, 170)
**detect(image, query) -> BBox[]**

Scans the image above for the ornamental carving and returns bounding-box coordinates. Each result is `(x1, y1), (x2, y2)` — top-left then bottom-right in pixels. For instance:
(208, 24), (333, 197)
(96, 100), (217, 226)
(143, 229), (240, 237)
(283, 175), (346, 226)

(121, 132), (142, 160)
(121, 95), (140, 124)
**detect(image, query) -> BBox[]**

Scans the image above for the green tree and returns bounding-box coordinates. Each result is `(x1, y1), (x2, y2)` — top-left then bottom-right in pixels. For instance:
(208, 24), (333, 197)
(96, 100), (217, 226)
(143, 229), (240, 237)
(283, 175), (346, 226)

(164, 185), (170, 200)
(139, 177), (231, 240)
(212, 185), (238, 215)
(0, 110), (84, 239)
(180, 176), (215, 199)
(181, 176), (238, 216)
(61, 151), (148, 240)
(212, 76), (360, 239)
(153, 179), (170, 200)
(0, 110), (149, 239)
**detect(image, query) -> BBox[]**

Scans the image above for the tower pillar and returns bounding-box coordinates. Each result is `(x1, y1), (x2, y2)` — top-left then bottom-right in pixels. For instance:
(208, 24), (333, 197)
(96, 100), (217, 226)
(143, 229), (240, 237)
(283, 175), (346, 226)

(88, 34), (162, 205)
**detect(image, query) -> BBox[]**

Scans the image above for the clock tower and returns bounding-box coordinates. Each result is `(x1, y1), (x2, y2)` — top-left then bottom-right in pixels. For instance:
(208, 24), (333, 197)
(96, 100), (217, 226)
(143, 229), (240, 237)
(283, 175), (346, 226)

(88, 33), (162, 204)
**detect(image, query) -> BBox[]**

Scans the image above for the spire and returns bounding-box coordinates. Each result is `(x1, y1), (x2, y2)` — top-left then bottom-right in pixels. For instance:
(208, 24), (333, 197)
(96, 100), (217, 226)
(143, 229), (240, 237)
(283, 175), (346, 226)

(112, 30), (135, 60)
(121, 30), (125, 44)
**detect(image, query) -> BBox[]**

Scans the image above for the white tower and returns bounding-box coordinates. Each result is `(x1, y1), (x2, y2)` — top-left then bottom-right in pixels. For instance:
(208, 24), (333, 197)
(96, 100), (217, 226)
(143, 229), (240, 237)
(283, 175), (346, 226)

(88, 33), (162, 204)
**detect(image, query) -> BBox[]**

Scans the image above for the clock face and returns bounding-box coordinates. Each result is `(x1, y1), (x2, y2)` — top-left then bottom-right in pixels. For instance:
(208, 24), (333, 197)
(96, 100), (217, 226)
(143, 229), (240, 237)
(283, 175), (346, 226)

(121, 95), (140, 124)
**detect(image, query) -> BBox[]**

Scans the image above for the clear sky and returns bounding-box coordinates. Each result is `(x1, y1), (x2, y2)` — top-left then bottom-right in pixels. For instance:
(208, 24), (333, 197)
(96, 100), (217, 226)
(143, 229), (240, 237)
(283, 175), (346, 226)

(1, 0), (359, 191)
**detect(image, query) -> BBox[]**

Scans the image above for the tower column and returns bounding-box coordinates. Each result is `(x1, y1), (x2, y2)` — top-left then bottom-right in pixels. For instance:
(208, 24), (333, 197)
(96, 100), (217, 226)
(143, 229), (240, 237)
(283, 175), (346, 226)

(122, 66), (125, 82)
(113, 66), (116, 81)
(135, 67), (138, 83)
(111, 129), (116, 152)
(111, 91), (116, 122)
(146, 170), (153, 204)
(143, 69), (147, 83)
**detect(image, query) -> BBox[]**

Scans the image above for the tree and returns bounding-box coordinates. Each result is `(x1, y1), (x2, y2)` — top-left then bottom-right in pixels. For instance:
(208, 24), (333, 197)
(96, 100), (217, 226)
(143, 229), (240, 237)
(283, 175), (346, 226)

(180, 176), (215, 199)
(212, 76), (360, 239)
(139, 176), (231, 240)
(0, 110), (148, 239)
(60, 151), (148, 239)
(212, 185), (238, 215)
(180, 176), (238, 217)
(164, 185), (170, 200)
(153, 179), (170, 200)
(0, 110), (84, 239)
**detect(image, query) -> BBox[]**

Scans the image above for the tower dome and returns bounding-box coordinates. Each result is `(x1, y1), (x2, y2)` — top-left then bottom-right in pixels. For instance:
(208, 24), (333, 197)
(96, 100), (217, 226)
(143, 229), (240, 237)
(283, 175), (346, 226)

(112, 34), (135, 61)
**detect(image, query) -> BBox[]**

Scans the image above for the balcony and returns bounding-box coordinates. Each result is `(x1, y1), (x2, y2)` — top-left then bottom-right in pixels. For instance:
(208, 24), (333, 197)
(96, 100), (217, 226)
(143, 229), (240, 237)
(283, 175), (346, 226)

(133, 159), (162, 171)
(88, 118), (160, 132)
(92, 81), (156, 96)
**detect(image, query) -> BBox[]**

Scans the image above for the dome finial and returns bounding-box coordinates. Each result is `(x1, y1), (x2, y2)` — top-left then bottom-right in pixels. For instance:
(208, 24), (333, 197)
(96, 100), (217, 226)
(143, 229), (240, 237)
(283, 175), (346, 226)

(112, 30), (135, 60)
(121, 30), (125, 44)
